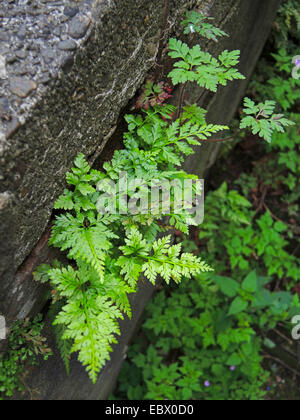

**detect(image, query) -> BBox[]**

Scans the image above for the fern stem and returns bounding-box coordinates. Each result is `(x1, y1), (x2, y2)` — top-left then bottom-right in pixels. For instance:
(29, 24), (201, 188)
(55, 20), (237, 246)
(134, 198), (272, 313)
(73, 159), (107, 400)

(196, 89), (207, 105)
(198, 129), (243, 143)
(152, 128), (240, 151)
(174, 82), (187, 121)
(84, 229), (105, 281)
(140, 254), (202, 270)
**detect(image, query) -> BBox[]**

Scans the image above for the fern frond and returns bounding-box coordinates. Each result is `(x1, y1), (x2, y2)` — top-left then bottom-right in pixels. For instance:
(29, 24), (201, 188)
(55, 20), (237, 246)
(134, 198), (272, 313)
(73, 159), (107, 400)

(116, 256), (143, 288)
(48, 265), (123, 383)
(94, 273), (134, 317)
(48, 302), (73, 375)
(119, 229), (213, 286)
(168, 38), (244, 90)
(50, 214), (117, 282)
(55, 296), (122, 383)
(181, 11), (228, 41)
(142, 236), (213, 284)
(241, 98), (295, 142)
(182, 105), (207, 125)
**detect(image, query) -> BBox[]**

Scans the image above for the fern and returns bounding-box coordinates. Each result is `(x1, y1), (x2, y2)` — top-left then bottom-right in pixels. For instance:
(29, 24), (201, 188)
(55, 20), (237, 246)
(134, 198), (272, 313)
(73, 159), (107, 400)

(119, 228), (212, 285)
(46, 263), (123, 383)
(35, 9), (292, 384)
(182, 104), (207, 125)
(168, 38), (245, 90)
(48, 302), (73, 375)
(181, 11), (228, 41)
(49, 212), (117, 282)
(38, 147), (212, 381)
(240, 98), (295, 143)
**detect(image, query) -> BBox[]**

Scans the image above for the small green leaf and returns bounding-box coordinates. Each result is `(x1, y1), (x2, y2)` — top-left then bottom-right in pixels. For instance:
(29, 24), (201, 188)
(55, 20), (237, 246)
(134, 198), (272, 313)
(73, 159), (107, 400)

(226, 353), (242, 366)
(242, 271), (258, 293)
(77, 183), (96, 196)
(228, 297), (248, 316)
(213, 276), (240, 297)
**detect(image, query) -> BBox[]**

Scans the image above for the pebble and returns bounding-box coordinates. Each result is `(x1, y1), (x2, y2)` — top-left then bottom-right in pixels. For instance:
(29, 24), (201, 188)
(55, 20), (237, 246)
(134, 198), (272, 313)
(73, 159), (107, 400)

(64, 6), (79, 18)
(68, 16), (90, 39)
(0, 192), (11, 211)
(41, 48), (56, 64)
(0, 56), (7, 79)
(9, 77), (37, 98)
(58, 39), (77, 51)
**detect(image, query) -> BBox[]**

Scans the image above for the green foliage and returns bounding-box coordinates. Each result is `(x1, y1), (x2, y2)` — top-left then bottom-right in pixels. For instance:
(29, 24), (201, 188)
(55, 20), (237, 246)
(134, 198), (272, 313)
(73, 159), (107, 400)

(250, 48), (300, 112)
(49, 212), (118, 283)
(199, 183), (300, 284)
(181, 104), (207, 125)
(281, 0), (300, 32)
(36, 8), (294, 386)
(136, 80), (172, 110)
(49, 303), (73, 375)
(113, 181), (300, 399)
(112, 4), (300, 402)
(214, 271), (300, 328)
(0, 316), (52, 400)
(245, 7), (300, 230)
(231, 4), (300, 286)
(181, 11), (228, 41)
(240, 98), (295, 143)
(36, 111), (214, 381)
(272, 0), (300, 48)
(114, 267), (298, 400)
(168, 38), (245, 90)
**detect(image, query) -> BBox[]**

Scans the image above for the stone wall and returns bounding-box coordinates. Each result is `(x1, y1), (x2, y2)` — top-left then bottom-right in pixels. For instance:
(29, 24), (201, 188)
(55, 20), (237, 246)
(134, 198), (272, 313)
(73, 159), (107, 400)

(0, 0), (280, 400)
(0, 0), (195, 321)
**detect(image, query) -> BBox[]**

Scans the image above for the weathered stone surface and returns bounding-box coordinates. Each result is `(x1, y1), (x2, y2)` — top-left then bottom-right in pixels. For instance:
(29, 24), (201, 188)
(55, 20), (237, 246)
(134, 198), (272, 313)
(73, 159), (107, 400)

(0, 0), (280, 400)
(0, 0), (193, 321)
(9, 77), (37, 98)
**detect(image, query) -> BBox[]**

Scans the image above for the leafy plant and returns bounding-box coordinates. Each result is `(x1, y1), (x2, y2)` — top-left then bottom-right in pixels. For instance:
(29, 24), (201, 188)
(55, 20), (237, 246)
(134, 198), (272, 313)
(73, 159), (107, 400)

(34, 9), (293, 384)
(240, 98), (294, 143)
(0, 316), (52, 400)
(168, 38), (245, 91)
(112, 3), (300, 402)
(136, 80), (172, 110)
(272, 0), (300, 48)
(35, 131), (213, 382)
(181, 11), (229, 41)
(113, 269), (299, 400)
(198, 183), (300, 284)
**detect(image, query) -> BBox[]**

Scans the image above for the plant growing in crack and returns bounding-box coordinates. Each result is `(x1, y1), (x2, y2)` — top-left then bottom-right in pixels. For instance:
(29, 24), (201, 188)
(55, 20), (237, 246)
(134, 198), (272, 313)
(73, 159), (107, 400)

(32, 10), (294, 384)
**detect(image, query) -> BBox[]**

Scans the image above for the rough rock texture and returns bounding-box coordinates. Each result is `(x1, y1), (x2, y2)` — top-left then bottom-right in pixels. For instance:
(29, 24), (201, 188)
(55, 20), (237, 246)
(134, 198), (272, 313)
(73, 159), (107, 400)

(0, 0), (280, 400)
